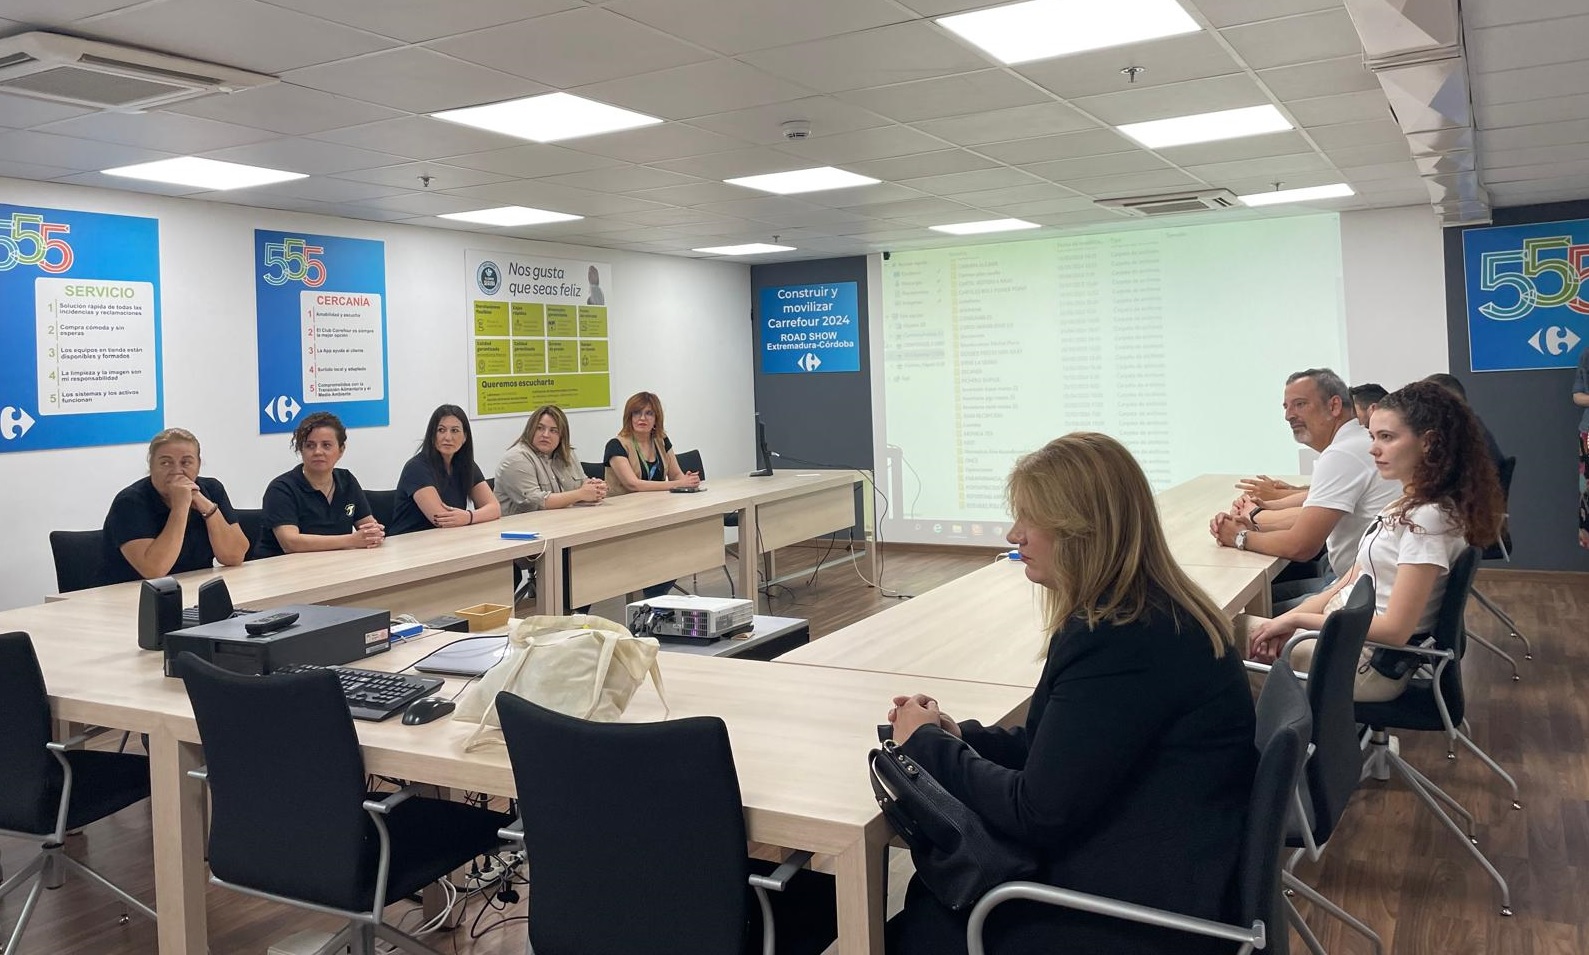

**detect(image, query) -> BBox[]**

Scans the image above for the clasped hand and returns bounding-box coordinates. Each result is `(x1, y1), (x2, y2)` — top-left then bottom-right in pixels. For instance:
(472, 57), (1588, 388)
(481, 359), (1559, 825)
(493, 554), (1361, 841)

(886, 694), (962, 745)
(1245, 614), (1299, 664)
(430, 506), (472, 528)
(580, 477), (607, 502)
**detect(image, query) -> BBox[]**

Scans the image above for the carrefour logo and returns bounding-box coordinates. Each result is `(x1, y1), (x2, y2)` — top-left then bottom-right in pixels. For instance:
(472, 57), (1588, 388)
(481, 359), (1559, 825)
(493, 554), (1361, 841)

(476, 261), (501, 295)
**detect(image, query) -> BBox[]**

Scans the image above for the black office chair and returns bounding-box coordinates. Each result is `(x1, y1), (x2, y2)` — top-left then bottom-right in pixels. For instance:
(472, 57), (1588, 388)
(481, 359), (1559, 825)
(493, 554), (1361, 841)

(967, 661), (1312, 955)
(581, 461), (605, 480)
(1356, 546), (1519, 915)
(1264, 577), (1382, 955)
(234, 507), (264, 561)
(175, 653), (511, 955)
(48, 528), (111, 594)
(0, 631), (156, 948)
(1466, 456), (1528, 679)
(365, 489), (397, 529)
(494, 691), (837, 955)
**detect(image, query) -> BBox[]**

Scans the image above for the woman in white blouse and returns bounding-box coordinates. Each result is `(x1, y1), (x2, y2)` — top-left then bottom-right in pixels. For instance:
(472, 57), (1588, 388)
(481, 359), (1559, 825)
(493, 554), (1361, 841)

(494, 405), (606, 516)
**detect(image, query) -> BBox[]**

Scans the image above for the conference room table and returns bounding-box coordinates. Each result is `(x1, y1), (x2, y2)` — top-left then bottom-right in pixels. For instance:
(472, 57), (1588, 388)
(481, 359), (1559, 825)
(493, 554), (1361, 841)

(58, 470), (861, 619)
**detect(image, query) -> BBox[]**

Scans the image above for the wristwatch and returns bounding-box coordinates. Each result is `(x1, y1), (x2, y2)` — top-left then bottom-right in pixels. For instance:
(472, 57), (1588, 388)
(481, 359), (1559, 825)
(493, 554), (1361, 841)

(1234, 529), (1250, 551)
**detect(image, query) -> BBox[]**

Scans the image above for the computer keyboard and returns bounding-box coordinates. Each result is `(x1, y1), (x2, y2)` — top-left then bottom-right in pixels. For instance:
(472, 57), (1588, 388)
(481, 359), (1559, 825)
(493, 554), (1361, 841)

(273, 664), (444, 721)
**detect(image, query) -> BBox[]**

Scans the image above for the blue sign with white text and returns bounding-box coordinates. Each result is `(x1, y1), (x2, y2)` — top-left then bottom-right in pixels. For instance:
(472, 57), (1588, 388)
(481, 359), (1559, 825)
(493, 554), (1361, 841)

(0, 204), (162, 454)
(1463, 218), (1589, 372)
(758, 282), (860, 375)
(255, 230), (388, 433)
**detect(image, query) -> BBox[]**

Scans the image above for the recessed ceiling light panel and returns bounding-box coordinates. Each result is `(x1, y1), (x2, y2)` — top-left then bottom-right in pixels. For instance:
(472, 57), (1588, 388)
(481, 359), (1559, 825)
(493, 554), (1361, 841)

(101, 157), (306, 190)
(693, 243), (797, 255)
(929, 218), (1040, 235)
(724, 167), (879, 195)
(937, 0), (1200, 65)
(432, 92), (662, 143)
(1237, 183), (1355, 207)
(437, 206), (583, 226)
(1117, 104), (1293, 149)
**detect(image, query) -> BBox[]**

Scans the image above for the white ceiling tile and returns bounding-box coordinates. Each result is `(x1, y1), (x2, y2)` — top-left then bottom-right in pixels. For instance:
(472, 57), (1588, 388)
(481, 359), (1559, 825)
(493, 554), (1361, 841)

(628, 181), (762, 206)
(951, 182), (1086, 209)
(428, 8), (715, 89)
(441, 180), (669, 217)
(899, 167), (1042, 196)
(692, 195), (833, 223)
(169, 85), (406, 136)
(1060, 168), (1205, 197)
(740, 22), (991, 94)
(33, 110), (275, 152)
(1190, 0), (1345, 28)
(1289, 90), (1393, 127)
(284, 47), (545, 114)
(779, 125), (949, 165)
(1156, 130), (1314, 165)
(982, 196), (1100, 217)
(863, 196), (981, 219)
(835, 69), (1049, 124)
(848, 149), (997, 180)
(1028, 208), (1134, 227)
(913, 103), (1096, 146)
(202, 137), (399, 175)
(1220, 8), (1364, 71)
(1305, 119), (1407, 150)
(309, 117), (520, 161)
(1472, 60), (1589, 108)
(224, 176), (405, 204)
(621, 207), (747, 227)
(688, 97), (888, 145)
(0, 159), (79, 180)
(0, 1), (142, 23)
(1181, 151), (1336, 185)
(1486, 159), (1589, 184)
(1021, 151), (1173, 183)
(49, 170), (208, 196)
(575, 60), (814, 120)
(1487, 141), (1589, 170)
(0, 130), (172, 171)
(649, 146), (811, 180)
(0, 94), (95, 129)
(605, 0), (911, 56)
(1338, 159), (1420, 183)
(812, 182), (935, 207)
(1257, 56), (1380, 101)
(539, 165), (703, 193)
(1474, 92), (1589, 131)
(445, 144), (625, 178)
(973, 128), (1139, 165)
(1015, 31), (1244, 101)
(330, 161), (515, 191)
(1069, 73), (1272, 125)
(78, 0), (398, 74)
(557, 124), (753, 164)
(1322, 141), (1412, 168)
(359, 191), (527, 216)
(1463, 0), (1587, 29)
(1484, 119), (1589, 152)
(1469, 15), (1589, 75)
(260, 0), (578, 43)
(313, 203), (418, 222)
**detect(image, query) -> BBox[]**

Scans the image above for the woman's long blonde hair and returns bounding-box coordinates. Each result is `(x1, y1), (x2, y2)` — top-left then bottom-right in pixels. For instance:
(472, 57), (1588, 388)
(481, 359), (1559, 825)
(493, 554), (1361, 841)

(1007, 432), (1233, 657)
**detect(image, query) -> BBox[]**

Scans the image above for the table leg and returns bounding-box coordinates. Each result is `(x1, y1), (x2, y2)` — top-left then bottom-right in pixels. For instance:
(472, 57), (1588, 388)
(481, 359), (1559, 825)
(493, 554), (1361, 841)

(539, 542), (566, 615)
(148, 733), (207, 955)
(736, 505), (756, 612)
(833, 833), (886, 955)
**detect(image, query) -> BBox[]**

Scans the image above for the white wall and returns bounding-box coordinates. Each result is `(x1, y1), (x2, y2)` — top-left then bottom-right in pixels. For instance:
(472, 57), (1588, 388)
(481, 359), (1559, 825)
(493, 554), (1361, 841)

(0, 178), (753, 611)
(1340, 205), (1449, 387)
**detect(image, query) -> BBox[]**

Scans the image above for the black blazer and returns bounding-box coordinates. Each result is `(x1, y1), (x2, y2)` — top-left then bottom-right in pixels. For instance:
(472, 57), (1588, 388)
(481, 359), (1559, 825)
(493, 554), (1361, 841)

(888, 603), (1257, 955)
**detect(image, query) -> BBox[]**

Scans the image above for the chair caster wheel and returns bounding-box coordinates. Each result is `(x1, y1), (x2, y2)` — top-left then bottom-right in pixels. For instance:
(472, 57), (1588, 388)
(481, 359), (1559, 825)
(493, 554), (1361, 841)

(1283, 887), (1295, 898)
(1512, 801), (1523, 810)
(1500, 906), (1513, 917)
(1512, 674), (1520, 682)
(118, 914), (130, 925)
(1470, 836), (1479, 846)
(1523, 653), (1533, 661)
(1447, 752), (1457, 760)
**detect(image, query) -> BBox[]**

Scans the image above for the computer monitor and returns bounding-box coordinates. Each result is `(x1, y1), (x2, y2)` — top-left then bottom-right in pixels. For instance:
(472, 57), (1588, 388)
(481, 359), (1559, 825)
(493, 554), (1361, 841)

(750, 413), (773, 477)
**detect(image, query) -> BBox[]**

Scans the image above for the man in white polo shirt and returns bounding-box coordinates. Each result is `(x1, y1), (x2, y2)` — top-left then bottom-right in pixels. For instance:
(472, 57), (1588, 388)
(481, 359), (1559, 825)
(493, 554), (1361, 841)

(1211, 367), (1401, 607)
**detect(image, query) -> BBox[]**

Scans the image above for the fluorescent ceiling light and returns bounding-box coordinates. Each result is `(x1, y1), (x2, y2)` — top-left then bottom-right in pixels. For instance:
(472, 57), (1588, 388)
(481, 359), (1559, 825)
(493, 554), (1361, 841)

(930, 218), (1040, 235)
(437, 206), (582, 226)
(101, 157), (306, 190)
(693, 243), (796, 256)
(937, 0), (1200, 65)
(1237, 183), (1355, 207)
(1118, 104), (1293, 149)
(724, 167), (880, 195)
(431, 92), (662, 143)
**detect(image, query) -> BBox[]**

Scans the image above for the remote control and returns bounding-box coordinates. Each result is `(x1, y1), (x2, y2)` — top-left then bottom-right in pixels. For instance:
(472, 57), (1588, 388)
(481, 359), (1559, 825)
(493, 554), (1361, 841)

(244, 611), (300, 636)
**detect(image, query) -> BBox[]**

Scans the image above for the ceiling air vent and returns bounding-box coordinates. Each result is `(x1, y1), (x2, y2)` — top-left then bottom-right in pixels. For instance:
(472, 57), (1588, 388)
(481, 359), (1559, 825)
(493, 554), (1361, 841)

(1095, 188), (1240, 217)
(0, 32), (275, 111)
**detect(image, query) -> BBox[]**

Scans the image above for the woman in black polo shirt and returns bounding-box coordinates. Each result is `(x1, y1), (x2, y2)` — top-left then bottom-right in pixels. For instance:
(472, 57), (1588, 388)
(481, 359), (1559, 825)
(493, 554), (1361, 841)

(389, 403), (500, 536)
(101, 427), (252, 582)
(258, 411), (383, 557)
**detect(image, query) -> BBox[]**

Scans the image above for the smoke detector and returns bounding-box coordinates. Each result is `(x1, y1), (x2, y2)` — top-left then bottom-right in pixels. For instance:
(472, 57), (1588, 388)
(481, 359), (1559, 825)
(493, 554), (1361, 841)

(781, 120), (813, 141)
(0, 32), (275, 111)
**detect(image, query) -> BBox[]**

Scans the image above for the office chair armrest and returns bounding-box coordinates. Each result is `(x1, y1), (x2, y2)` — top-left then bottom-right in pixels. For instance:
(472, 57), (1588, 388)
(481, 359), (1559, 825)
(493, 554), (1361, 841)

(747, 850), (814, 892)
(46, 725), (114, 751)
(1362, 639), (1452, 661)
(362, 785), (425, 816)
(1279, 629), (1320, 659)
(965, 881), (1265, 955)
(497, 818), (524, 844)
(1241, 660), (1308, 682)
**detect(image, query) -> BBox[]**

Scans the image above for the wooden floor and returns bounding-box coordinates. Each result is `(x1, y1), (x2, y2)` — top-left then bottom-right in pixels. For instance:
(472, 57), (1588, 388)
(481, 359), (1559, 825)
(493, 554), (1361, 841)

(3, 546), (1585, 954)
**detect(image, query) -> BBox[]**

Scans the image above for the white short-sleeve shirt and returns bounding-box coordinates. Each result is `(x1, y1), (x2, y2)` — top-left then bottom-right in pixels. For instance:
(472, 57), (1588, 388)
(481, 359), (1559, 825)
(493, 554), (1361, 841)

(1303, 419), (1403, 576)
(1354, 501), (1467, 634)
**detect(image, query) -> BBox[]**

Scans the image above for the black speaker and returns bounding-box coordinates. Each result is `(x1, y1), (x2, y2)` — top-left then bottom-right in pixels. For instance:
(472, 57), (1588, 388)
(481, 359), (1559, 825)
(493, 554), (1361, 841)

(138, 577), (182, 651)
(197, 577), (234, 624)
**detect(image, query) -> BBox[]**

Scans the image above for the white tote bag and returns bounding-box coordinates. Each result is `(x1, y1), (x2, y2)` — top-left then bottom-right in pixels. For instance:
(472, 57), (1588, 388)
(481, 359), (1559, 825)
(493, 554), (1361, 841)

(454, 614), (667, 751)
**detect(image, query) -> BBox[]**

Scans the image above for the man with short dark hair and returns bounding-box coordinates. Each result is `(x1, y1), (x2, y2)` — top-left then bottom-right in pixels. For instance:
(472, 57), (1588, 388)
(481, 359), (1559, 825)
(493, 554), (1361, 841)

(1349, 382), (1387, 428)
(1423, 373), (1504, 478)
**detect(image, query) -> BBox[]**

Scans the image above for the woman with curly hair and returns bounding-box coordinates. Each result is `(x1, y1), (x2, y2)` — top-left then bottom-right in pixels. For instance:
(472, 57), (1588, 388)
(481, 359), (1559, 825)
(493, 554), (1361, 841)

(1248, 380), (1504, 701)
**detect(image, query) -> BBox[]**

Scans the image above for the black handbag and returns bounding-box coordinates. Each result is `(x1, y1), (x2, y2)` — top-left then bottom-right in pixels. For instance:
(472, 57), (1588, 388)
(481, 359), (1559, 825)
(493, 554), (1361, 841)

(868, 737), (1038, 911)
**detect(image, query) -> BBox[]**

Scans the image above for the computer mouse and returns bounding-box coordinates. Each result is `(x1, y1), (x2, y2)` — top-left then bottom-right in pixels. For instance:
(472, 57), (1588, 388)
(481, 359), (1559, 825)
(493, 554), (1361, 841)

(401, 696), (456, 725)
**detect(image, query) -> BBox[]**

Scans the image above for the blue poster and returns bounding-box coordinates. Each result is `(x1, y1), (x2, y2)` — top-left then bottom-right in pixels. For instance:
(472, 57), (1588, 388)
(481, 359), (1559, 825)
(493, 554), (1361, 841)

(255, 231), (388, 433)
(0, 204), (162, 454)
(758, 282), (861, 374)
(1463, 218), (1589, 372)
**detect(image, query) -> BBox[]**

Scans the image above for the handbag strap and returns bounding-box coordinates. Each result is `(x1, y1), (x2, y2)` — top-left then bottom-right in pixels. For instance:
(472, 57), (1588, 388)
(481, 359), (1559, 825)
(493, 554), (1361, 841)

(582, 630), (621, 718)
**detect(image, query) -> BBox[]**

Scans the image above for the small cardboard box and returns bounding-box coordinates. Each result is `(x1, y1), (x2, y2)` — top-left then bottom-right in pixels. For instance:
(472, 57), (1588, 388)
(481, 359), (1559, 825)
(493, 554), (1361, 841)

(456, 603), (511, 632)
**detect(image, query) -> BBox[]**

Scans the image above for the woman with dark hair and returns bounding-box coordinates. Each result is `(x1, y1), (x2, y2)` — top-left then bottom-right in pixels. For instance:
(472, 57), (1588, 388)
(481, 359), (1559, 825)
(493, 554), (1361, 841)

(603, 391), (699, 495)
(389, 404), (500, 536)
(1249, 380), (1505, 701)
(883, 433), (1256, 955)
(495, 404), (606, 515)
(257, 411), (383, 557)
